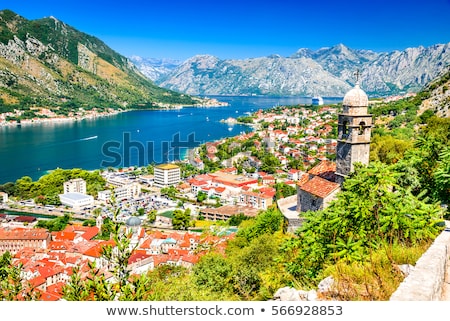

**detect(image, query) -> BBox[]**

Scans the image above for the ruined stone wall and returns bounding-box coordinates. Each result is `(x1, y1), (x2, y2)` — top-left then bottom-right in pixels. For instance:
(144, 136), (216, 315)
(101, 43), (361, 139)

(390, 223), (450, 301)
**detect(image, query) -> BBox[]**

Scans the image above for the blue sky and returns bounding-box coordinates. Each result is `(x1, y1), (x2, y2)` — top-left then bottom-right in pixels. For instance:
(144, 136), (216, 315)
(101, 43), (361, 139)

(1, 0), (450, 61)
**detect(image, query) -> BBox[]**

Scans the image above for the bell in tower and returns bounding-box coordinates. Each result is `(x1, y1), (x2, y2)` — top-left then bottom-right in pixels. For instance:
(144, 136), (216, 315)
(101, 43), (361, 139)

(335, 71), (373, 185)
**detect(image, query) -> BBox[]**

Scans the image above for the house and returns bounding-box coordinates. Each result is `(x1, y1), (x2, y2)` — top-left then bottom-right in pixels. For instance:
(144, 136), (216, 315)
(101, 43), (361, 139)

(288, 169), (301, 181)
(128, 252), (154, 274)
(0, 227), (51, 255)
(296, 175), (340, 212)
(240, 190), (274, 210)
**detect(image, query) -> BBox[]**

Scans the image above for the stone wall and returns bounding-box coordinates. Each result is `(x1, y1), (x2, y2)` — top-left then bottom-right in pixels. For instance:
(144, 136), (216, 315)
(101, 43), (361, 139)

(390, 222), (450, 301)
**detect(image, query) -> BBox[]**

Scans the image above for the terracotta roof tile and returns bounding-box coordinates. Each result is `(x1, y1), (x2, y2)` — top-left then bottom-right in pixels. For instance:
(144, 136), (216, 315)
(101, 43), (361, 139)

(308, 160), (336, 182)
(81, 227), (99, 240)
(0, 227), (49, 240)
(300, 176), (340, 198)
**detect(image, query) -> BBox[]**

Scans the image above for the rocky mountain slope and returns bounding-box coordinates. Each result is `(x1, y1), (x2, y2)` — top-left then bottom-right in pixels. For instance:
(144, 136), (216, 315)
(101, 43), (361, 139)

(146, 43), (450, 97)
(0, 9), (196, 109)
(419, 66), (450, 118)
(128, 56), (181, 82)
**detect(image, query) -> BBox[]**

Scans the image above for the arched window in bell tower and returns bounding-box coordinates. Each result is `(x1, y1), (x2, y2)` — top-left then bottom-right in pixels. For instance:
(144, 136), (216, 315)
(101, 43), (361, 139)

(358, 121), (365, 135)
(342, 120), (348, 138)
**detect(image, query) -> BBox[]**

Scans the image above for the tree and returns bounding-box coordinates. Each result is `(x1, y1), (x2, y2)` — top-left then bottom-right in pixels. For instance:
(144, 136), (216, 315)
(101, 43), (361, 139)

(172, 208), (191, 230)
(35, 213), (71, 232)
(274, 182), (296, 200)
(433, 147), (450, 209)
(196, 191), (207, 203)
(147, 209), (157, 223)
(0, 252), (40, 301)
(370, 135), (413, 164)
(260, 154), (281, 174)
(192, 253), (233, 294)
(227, 213), (249, 226)
(237, 206), (284, 243)
(282, 161), (444, 284)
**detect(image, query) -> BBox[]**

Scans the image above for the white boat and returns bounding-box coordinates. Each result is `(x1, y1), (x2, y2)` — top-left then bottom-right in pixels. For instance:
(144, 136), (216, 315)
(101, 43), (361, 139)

(312, 96), (324, 106)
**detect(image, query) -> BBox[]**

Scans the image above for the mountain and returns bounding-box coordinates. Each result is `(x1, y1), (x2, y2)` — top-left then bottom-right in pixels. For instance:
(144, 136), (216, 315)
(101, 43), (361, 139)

(418, 66), (450, 118)
(147, 43), (450, 97)
(156, 54), (352, 96)
(128, 56), (181, 81)
(0, 9), (198, 110)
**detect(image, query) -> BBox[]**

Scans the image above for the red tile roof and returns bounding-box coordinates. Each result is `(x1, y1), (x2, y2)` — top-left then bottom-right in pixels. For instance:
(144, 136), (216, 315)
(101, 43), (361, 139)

(0, 227), (49, 240)
(128, 252), (152, 265)
(53, 231), (77, 241)
(83, 240), (115, 258)
(81, 227), (100, 240)
(29, 276), (46, 288)
(308, 160), (336, 182)
(300, 176), (340, 198)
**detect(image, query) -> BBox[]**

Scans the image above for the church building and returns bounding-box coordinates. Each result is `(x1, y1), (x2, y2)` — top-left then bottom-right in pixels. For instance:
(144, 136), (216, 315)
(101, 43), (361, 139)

(335, 81), (373, 185)
(297, 78), (372, 213)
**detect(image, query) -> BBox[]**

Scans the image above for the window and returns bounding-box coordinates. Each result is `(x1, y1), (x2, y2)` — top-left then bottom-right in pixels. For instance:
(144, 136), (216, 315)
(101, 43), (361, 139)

(358, 121), (365, 135)
(342, 120), (349, 139)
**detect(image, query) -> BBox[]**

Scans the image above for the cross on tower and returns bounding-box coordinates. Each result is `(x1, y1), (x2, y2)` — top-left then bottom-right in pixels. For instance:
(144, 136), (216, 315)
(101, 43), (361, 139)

(354, 69), (361, 85)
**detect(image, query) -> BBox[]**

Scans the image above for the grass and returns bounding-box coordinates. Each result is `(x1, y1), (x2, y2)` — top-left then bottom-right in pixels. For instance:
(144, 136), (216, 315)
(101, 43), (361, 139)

(319, 241), (432, 300)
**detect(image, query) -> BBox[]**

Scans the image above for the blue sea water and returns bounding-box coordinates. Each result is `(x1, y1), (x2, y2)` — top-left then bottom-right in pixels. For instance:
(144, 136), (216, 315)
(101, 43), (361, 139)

(0, 96), (342, 184)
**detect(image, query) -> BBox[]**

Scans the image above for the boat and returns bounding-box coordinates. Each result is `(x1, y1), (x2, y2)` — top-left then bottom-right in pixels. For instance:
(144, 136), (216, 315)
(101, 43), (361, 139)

(312, 96), (324, 106)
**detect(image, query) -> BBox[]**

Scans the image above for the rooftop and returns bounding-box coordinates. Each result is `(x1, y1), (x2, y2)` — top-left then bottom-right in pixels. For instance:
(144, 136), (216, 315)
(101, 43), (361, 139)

(308, 160), (336, 182)
(155, 163), (180, 170)
(59, 192), (93, 201)
(300, 176), (341, 198)
(343, 84), (368, 107)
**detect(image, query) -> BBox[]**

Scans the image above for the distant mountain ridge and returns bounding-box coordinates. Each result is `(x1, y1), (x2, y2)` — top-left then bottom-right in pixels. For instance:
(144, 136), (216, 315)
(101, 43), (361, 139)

(132, 43), (450, 97)
(0, 9), (197, 109)
(128, 56), (182, 81)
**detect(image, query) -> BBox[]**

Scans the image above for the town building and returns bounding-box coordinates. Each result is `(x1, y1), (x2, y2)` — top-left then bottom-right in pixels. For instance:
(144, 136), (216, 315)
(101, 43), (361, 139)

(199, 205), (259, 221)
(296, 176), (341, 212)
(239, 190), (274, 210)
(59, 192), (94, 209)
(0, 192), (8, 203)
(0, 227), (51, 254)
(335, 81), (373, 185)
(153, 164), (181, 188)
(98, 183), (141, 202)
(296, 80), (372, 214)
(63, 178), (87, 194)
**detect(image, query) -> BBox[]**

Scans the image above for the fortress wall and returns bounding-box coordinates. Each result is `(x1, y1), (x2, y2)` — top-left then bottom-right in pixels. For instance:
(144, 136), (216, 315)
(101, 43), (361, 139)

(390, 222), (450, 301)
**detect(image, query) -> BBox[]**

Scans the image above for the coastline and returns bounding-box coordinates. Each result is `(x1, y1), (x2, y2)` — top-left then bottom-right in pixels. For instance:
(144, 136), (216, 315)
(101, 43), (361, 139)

(0, 98), (229, 128)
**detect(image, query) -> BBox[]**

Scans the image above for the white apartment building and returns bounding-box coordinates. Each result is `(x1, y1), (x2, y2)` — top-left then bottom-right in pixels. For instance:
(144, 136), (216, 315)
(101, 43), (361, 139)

(97, 183), (141, 202)
(64, 178), (87, 194)
(154, 164), (181, 188)
(114, 183), (141, 201)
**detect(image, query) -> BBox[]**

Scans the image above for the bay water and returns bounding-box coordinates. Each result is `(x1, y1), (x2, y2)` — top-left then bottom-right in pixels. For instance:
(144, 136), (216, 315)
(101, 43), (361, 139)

(0, 96), (341, 184)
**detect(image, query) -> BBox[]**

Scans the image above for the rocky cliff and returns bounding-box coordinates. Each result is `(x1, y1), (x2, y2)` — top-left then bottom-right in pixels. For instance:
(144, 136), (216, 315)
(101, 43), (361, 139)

(419, 66), (450, 118)
(0, 9), (196, 109)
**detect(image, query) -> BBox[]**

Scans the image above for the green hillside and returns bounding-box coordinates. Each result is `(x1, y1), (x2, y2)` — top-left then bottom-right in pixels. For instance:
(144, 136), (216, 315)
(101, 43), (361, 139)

(0, 9), (198, 113)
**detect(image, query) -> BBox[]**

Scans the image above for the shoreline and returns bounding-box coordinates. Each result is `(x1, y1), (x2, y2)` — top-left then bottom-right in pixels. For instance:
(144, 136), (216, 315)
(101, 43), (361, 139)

(0, 100), (230, 129)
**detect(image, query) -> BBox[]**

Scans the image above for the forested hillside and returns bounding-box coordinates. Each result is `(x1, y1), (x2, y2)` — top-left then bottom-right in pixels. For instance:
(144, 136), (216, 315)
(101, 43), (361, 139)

(0, 9), (198, 116)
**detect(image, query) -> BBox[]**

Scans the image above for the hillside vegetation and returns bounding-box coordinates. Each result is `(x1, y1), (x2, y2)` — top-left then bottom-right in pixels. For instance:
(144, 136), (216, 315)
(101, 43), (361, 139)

(2, 71), (449, 301)
(0, 9), (198, 114)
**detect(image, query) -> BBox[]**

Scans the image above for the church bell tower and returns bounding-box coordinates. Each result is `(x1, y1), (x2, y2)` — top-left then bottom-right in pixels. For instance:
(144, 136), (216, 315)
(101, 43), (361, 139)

(335, 73), (372, 185)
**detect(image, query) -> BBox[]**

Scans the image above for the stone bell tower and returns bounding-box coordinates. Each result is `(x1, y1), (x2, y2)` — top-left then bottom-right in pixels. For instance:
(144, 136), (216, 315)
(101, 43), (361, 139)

(335, 72), (372, 185)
